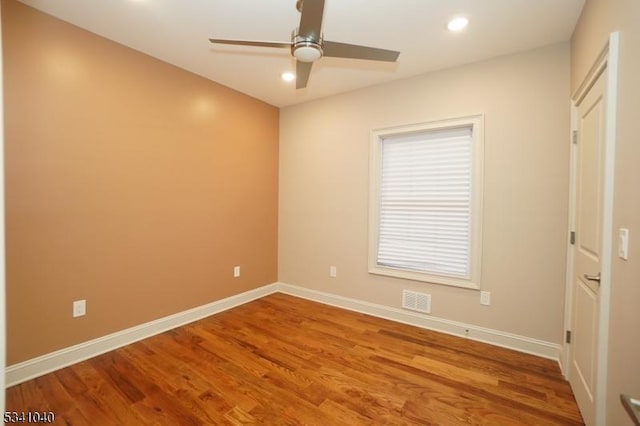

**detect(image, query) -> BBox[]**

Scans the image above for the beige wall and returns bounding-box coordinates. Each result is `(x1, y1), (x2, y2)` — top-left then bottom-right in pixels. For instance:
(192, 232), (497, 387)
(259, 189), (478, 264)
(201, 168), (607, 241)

(2, 0), (279, 364)
(571, 1), (640, 424)
(279, 43), (570, 344)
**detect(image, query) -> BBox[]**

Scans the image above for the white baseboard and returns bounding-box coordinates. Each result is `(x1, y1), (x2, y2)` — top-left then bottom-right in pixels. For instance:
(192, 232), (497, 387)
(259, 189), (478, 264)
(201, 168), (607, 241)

(5, 284), (279, 387)
(6, 281), (560, 387)
(276, 282), (561, 361)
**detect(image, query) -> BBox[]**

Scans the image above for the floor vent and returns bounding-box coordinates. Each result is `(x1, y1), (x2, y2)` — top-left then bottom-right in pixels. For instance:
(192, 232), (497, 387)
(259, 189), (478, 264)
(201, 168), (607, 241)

(402, 290), (431, 314)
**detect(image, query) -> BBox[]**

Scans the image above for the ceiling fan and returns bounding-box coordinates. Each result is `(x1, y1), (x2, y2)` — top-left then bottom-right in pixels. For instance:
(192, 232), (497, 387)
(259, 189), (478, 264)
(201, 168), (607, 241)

(209, 0), (400, 89)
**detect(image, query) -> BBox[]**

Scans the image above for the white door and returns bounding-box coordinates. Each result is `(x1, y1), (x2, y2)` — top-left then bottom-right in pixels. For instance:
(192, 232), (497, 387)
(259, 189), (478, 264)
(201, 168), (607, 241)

(569, 70), (606, 426)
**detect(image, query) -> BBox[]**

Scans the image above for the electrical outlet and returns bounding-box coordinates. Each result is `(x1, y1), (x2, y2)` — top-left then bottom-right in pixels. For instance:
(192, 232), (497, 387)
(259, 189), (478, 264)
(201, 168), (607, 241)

(329, 266), (337, 277)
(480, 291), (491, 306)
(73, 300), (86, 318)
(233, 266), (240, 278)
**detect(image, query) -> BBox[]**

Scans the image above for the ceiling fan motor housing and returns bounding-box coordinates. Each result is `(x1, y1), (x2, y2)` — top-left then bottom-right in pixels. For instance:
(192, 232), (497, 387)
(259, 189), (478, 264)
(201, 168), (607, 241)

(292, 32), (323, 62)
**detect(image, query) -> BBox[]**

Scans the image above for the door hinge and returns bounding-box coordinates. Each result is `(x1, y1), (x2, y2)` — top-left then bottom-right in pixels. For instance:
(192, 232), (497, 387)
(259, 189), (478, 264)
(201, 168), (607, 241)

(570, 231), (576, 245)
(566, 330), (572, 344)
(572, 130), (578, 144)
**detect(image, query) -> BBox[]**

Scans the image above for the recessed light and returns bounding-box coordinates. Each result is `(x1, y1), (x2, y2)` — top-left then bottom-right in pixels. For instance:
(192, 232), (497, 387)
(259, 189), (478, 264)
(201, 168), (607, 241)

(281, 71), (295, 82)
(447, 16), (469, 32)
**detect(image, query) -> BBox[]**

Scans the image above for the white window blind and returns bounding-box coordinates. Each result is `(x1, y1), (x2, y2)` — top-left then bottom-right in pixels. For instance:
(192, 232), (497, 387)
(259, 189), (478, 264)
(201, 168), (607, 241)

(377, 126), (473, 278)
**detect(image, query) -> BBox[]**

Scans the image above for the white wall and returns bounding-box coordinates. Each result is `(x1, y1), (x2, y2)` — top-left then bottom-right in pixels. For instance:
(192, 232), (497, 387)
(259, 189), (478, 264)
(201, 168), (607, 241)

(279, 43), (570, 345)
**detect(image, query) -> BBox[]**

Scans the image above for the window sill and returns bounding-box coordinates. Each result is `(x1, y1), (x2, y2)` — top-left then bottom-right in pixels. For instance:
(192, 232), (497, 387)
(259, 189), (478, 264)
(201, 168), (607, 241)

(368, 264), (480, 290)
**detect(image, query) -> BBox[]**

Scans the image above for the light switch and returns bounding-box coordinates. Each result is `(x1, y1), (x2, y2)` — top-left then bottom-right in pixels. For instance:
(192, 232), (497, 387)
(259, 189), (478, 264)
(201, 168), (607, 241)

(618, 228), (629, 260)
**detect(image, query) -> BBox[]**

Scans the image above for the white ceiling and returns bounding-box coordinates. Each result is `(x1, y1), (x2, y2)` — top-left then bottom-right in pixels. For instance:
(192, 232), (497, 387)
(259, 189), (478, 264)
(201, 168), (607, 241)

(19, 0), (585, 107)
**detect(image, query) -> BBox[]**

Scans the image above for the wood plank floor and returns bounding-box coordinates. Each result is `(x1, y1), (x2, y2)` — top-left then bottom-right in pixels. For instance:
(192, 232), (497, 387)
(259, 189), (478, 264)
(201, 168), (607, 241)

(6, 293), (584, 425)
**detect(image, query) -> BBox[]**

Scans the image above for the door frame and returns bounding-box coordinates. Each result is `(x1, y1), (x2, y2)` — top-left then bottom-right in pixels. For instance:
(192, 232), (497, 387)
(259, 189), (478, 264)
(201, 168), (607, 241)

(561, 32), (619, 425)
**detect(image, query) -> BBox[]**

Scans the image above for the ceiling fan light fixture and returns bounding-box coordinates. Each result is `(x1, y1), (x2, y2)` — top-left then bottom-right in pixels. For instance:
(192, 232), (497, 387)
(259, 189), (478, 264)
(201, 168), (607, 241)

(293, 43), (323, 62)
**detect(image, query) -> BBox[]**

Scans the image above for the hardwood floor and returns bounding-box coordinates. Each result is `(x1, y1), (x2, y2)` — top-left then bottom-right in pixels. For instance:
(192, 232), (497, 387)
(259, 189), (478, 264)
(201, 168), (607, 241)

(6, 293), (584, 425)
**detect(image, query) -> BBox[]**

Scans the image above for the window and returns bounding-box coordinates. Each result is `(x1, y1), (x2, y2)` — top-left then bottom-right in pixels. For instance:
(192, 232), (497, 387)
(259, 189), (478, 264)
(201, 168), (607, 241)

(368, 115), (484, 289)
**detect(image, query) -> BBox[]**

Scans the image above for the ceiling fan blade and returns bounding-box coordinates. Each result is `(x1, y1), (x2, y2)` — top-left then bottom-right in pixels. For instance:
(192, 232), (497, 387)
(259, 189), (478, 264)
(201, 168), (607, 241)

(298, 0), (325, 40)
(323, 40), (400, 62)
(209, 38), (292, 49)
(296, 60), (313, 89)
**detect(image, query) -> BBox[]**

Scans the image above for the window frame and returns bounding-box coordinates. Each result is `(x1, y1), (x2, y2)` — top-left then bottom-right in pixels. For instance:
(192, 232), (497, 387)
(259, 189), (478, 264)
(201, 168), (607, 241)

(368, 115), (484, 289)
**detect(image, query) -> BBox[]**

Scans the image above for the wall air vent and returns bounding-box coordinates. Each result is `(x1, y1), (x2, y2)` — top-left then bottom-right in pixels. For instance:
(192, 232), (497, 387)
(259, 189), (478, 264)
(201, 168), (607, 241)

(402, 290), (431, 314)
